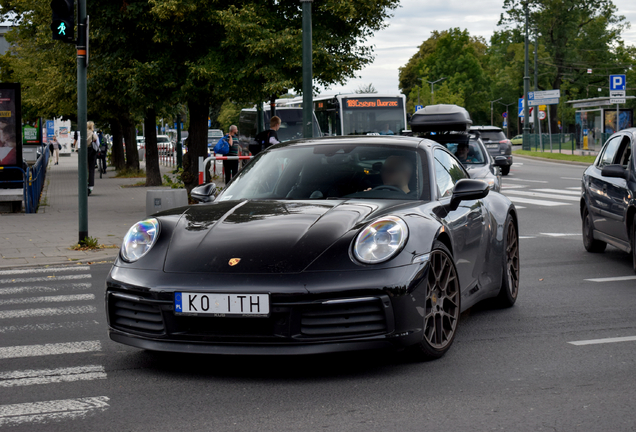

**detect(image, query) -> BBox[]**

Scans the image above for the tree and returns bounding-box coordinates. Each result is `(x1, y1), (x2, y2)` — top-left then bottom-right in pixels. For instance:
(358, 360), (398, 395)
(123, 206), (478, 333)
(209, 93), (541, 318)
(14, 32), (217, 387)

(355, 83), (378, 94)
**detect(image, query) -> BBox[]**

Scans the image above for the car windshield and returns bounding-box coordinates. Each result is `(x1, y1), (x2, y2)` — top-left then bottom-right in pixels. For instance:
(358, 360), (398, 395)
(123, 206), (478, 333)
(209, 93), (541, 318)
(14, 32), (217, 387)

(218, 144), (426, 201)
(478, 130), (507, 142)
(208, 130), (223, 138)
(157, 137), (170, 143)
(444, 140), (487, 165)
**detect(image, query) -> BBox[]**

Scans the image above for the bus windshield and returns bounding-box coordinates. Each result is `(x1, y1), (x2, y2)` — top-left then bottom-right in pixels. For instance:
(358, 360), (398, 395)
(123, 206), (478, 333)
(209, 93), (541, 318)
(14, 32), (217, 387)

(341, 97), (405, 136)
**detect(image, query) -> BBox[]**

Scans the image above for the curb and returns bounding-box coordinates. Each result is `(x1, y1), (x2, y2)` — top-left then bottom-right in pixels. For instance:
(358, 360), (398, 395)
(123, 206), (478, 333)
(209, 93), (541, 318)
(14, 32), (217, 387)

(513, 155), (593, 167)
(0, 258), (116, 270)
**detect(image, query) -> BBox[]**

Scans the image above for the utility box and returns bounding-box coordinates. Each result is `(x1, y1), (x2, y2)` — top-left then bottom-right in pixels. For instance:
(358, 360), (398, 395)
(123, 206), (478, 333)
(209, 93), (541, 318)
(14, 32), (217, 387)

(146, 189), (188, 216)
(22, 146), (39, 164)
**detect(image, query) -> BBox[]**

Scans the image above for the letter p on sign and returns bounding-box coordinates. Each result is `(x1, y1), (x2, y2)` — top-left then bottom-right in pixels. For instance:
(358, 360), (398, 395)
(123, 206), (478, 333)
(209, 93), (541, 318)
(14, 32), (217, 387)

(610, 75), (626, 91)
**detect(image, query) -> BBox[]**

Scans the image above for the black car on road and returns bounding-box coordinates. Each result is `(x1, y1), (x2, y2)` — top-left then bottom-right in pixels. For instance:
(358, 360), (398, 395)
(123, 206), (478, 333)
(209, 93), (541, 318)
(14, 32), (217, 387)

(106, 136), (519, 360)
(581, 128), (636, 272)
(470, 126), (513, 175)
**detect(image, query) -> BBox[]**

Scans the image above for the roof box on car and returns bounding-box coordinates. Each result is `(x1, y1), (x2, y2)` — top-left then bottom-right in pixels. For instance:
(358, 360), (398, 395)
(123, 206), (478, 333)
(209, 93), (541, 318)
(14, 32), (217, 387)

(410, 104), (472, 133)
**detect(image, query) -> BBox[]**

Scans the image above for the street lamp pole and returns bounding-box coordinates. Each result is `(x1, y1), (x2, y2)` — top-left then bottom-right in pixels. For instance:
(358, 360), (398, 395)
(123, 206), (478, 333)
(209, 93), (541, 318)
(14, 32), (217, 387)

(497, 101), (516, 138)
(301, 0), (313, 138)
(489, 97), (503, 126)
(427, 77), (446, 105)
(523, 1), (531, 149)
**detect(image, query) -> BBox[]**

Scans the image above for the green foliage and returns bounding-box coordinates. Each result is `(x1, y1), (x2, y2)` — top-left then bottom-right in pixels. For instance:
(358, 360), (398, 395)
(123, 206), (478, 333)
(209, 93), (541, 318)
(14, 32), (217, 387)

(216, 100), (251, 133)
(163, 168), (185, 189)
(513, 150), (597, 163)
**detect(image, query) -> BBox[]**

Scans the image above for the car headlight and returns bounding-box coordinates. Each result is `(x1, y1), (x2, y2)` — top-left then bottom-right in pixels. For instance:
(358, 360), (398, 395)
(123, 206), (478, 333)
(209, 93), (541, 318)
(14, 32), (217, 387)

(353, 216), (409, 264)
(486, 178), (497, 190)
(120, 218), (160, 263)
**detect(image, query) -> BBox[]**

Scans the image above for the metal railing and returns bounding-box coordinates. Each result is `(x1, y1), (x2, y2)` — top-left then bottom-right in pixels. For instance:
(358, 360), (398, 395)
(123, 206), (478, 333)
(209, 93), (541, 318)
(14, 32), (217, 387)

(0, 146), (49, 213)
(199, 155), (253, 185)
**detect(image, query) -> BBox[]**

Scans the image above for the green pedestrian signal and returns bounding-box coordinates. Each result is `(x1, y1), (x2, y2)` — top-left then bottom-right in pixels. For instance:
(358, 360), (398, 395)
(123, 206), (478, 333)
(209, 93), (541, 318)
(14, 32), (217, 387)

(50, 0), (74, 43)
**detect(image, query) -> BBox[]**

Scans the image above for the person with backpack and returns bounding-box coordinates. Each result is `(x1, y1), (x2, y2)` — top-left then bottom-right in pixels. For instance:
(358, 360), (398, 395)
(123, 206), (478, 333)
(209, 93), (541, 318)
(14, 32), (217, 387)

(251, 116), (281, 156)
(86, 121), (100, 196)
(222, 125), (240, 185)
(97, 129), (107, 174)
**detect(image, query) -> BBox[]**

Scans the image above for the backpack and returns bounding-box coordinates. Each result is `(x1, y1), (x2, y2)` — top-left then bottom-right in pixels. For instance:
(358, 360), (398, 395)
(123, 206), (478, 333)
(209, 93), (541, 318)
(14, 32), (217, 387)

(250, 130), (272, 156)
(213, 136), (230, 155)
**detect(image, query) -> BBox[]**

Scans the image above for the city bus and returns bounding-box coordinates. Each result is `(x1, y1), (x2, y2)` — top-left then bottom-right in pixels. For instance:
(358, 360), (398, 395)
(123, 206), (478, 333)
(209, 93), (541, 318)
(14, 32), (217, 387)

(282, 93), (408, 137)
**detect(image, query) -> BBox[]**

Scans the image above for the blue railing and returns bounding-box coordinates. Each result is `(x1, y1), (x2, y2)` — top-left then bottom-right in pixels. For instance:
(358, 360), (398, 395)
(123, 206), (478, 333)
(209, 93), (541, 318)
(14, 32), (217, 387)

(0, 146), (49, 213)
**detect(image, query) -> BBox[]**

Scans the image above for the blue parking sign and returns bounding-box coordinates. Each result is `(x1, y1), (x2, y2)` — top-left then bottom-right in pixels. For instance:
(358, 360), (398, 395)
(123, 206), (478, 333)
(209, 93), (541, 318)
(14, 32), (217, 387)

(415, 105), (424, 112)
(610, 75), (626, 91)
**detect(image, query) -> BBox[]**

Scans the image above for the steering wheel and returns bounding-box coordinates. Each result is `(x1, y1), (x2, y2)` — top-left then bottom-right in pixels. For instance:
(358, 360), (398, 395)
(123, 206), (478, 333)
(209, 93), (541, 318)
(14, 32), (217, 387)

(372, 185), (404, 193)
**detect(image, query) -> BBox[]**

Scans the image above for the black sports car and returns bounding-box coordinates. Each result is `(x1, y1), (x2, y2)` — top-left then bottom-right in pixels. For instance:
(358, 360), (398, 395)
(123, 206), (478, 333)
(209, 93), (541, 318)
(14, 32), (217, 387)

(106, 136), (519, 360)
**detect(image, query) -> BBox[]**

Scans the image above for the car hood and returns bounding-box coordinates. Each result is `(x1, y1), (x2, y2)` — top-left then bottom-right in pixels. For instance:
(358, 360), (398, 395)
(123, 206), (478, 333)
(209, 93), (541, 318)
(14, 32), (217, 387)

(163, 200), (406, 274)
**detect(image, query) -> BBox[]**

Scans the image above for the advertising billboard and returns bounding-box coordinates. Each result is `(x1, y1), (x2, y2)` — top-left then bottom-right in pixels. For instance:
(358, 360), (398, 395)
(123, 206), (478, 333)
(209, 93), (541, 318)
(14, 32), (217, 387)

(0, 84), (23, 187)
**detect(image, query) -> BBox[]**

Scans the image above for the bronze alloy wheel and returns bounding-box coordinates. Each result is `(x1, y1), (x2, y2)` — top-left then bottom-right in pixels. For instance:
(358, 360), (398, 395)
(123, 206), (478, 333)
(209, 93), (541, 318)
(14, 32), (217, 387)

(424, 248), (460, 350)
(505, 221), (520, 299)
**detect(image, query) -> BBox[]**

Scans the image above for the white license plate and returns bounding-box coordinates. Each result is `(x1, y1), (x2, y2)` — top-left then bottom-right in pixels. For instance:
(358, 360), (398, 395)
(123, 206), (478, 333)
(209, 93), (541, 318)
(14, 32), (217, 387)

(174, 292), (270, 317)
(486, 144), (499, 149)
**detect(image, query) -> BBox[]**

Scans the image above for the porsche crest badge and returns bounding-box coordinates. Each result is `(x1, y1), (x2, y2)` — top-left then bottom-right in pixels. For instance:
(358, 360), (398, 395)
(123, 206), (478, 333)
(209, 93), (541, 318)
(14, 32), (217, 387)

(228, 258), (241, 267)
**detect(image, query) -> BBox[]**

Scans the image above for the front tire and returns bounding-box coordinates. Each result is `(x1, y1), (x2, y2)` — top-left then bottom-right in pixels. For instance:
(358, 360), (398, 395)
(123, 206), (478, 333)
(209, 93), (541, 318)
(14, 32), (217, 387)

(582, 207), (606, 253)
(631, 218), (636, 274)
(496, 214), (520, 307)
(409, 241), (460, 361)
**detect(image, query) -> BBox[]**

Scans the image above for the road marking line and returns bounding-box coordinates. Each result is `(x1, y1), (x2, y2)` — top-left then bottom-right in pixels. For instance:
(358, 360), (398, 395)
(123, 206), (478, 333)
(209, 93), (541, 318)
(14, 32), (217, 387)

(0, 396), (109, 427)
(0, 306), (97, 320)
(0, 274), (91, 285)
(0, 341), (101, 360)
(504, 178), (549, 183)
(515, 206), (526, 209)
(566, 187), (581, 190)
(585, 275), (636, 282)
(506, 196), (570, 207)
(568, 336), (636, 346)
(0, 365), (106, 388)
(0, 320), (100, 334)
(0, 283), (92, 296)
(540, 233), (581, 237)
(519, 236), (535, 239)
(0, 294), (95, 306)
(561, 177), (582, 180)
(504, 190), (580, 201)
(0, 266), (90, 276)
(501, 184), (527, 189)
(532, 188), (581, 196)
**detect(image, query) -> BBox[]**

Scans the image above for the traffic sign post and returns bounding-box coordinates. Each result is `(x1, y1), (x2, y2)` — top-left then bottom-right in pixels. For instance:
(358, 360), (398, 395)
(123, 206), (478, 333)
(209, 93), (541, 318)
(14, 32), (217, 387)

(610, 75), (627, 132)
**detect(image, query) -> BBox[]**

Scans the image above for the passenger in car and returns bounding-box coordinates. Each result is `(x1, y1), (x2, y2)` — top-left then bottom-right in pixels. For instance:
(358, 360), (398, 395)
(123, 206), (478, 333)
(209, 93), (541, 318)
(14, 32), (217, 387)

(366, 156), (413, 193)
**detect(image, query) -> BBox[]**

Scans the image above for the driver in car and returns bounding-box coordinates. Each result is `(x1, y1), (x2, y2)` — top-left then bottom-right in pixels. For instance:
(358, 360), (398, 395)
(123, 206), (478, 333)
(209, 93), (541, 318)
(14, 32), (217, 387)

(366, 155), (413, 194)
(455, 142), (478, 164)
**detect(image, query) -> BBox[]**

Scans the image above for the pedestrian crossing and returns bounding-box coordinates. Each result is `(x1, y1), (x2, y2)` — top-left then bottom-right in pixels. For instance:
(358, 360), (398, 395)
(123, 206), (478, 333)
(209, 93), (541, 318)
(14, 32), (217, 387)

(501, 179), (581, 208)
(0, 265), (109, 427)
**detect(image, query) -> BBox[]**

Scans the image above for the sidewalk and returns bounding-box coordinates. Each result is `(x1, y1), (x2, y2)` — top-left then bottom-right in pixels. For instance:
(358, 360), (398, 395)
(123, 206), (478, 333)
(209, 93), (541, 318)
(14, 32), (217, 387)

(0, 153), (174, 268)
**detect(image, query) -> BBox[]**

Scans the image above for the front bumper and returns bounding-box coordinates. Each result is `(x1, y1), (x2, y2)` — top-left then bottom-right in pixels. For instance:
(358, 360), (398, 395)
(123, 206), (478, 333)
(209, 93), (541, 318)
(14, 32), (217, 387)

(105, 264), (428, 355)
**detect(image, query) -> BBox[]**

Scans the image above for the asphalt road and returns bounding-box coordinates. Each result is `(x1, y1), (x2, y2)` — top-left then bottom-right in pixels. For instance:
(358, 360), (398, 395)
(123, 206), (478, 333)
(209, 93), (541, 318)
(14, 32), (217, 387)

(1, 156), (635, 431)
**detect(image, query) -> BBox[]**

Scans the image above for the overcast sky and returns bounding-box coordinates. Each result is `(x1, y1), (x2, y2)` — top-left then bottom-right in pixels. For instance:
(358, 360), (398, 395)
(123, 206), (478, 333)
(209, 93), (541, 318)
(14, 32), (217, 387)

(322, 0), (636, 95)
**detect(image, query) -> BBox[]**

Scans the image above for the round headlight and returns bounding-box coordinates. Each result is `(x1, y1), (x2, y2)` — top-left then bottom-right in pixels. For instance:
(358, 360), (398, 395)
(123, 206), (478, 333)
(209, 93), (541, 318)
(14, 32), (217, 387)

(353, 216), (409, 264)
(121, 218), (160, 263)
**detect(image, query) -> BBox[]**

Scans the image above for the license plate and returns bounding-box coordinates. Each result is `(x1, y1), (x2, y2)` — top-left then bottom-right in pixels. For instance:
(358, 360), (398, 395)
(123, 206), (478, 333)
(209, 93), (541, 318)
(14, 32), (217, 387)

(486, 144), (499, 149)
(174, 292), (270, 317)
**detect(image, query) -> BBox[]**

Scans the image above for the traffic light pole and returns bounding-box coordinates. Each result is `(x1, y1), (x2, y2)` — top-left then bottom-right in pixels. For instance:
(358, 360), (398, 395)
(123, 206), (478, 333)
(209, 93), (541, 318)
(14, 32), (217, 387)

(77, 0), (88, 242)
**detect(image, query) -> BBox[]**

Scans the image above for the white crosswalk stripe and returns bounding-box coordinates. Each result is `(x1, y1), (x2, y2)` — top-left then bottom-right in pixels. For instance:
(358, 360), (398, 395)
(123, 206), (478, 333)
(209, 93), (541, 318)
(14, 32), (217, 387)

(0, 274), (91, 284)
(501, 182), (583, 208)
(504, 190), (579, 202)
(532, 188), (581, 196)
(0, 365), (106, 388)
(0, 265), (110, 426)
(507, 196), (570, 207)
(0, 396), (110, 426)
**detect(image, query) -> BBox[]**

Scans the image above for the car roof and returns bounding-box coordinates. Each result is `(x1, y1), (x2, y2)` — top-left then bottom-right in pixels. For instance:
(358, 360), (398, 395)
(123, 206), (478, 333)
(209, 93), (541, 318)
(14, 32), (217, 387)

(272, 135), (434, 149)
(470, 126), (504, 131)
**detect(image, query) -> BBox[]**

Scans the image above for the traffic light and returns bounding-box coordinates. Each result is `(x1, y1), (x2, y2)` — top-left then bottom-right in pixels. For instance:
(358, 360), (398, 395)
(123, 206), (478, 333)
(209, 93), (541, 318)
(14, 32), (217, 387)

(51, 0), (74, 43)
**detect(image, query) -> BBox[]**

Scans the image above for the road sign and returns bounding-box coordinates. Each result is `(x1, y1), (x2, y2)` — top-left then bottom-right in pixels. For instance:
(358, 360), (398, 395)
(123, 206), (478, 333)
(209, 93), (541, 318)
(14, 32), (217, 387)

(610, 90), (626, 98)
(529, 98), (559, 106)
(415, 105), (424, 112)
(539, 105), (547, 111)
(539, 111), (546, 120)
(610, 98), (626, 104)
(502, 112), (507, 118)
(528, 89), (561, 100)
(518, 98), (524, 116)
(610, 75), (626, 91)
(503, 119), (507, 128)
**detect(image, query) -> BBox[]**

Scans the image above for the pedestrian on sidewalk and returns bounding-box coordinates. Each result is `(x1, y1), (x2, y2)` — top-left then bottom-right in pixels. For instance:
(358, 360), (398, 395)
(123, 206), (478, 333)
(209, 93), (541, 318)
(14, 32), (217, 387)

(72, 130), (78, 151)
(97, 130), (107, 174)
(87, 121), (99, 196)
(50, 135), (60, 165)
(223, 125), (240, 185)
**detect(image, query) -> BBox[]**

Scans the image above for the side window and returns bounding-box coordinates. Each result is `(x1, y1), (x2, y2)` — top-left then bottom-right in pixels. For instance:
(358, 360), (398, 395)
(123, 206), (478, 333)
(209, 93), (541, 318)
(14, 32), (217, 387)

(598, 136), (621, 167)
(434, 149), (467, 198)
(615, 137), (632, 167)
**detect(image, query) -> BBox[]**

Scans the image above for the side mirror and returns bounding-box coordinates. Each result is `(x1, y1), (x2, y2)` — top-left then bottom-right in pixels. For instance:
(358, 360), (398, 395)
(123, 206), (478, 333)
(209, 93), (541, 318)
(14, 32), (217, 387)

(601, 164), (628, 180)
(191, 183), (217, 203)
(449, 179), (490, 211)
